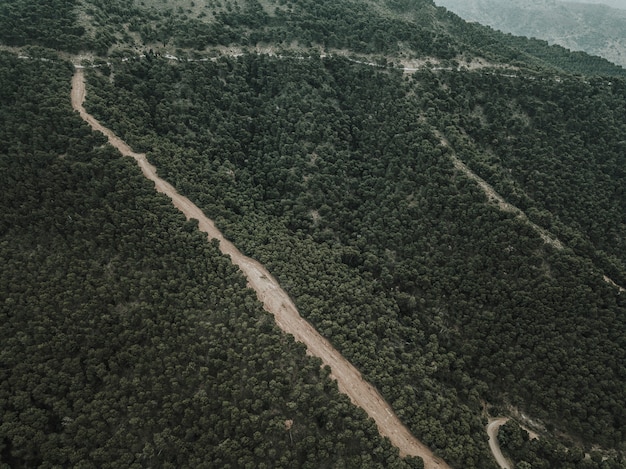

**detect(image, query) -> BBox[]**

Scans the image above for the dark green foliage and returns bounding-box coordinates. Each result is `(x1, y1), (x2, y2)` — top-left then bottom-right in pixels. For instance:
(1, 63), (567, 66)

(84, 53), (626, 466)
(3, 0), (626, 467)
(0, 52), (413, 469)
(498, 421), (625, 469)
(84, 56), (495, 467)
(0, 0), (86, 52)
(438, 70), (626, 286)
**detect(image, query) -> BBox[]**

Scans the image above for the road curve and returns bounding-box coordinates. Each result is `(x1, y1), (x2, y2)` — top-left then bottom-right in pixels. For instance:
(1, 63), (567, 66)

(487, 418), (512, 469)
(71, 68), (451, 469)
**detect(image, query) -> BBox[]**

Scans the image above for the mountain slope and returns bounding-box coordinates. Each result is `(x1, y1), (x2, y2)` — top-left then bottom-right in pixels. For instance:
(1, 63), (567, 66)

(71, 66), (448, 468)
(2, 0), (626, 468)
(3, 0), (625, 76)
(83, 52), (626, 466)
(434, 0), (626, 68)
(0, 52), (420, 469)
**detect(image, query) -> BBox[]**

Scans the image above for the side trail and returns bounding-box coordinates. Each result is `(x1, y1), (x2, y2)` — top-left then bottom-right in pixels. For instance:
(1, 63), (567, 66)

(487, 418), (512, 469)
(71, 69), (451, 469)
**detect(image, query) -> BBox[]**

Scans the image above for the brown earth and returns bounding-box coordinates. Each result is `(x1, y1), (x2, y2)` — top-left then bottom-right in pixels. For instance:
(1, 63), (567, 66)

(71, 68), (451, 469)
(487, 418), (512, 469)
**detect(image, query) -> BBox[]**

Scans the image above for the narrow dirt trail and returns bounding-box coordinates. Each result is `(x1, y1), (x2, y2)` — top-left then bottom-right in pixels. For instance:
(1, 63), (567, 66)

(71, 68), (451, 469)
(487, 418), (512, 469)
(437, 132), (626, 292)
(435, 131), (564, 250)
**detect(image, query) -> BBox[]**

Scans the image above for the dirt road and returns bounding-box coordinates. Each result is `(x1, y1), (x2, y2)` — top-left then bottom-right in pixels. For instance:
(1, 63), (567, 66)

(71, 68), (451, 469)
(487, 418), (512, 469)
(434, 131), (565, 251)
(443, 135), (626, 291)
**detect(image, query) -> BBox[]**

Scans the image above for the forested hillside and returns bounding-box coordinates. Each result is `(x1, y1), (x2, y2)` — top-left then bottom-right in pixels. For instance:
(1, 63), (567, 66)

(83, 51), (626, 468)
(2, 0), (625, 76)
(0, 53), (419, 469)
(2, 0), (626, 468)
(434, 0), (626, 68)
(440, 69), (626, 286)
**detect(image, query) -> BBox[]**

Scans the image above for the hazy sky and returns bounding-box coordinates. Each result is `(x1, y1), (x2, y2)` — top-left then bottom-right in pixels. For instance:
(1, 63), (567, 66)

(564, 0), (626, 8)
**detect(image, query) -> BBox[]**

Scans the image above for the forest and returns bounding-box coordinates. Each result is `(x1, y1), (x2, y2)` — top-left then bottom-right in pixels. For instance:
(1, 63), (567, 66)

(2, 0), (626, 467)
(2, 0), (625, 76)
(83, 53), (626, 467)
(0, 53), (422, 468)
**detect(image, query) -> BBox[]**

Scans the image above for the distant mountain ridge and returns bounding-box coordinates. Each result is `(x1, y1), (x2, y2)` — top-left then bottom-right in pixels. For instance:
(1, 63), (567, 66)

(434, 0), (626, 68)
(572, 0), (626, 9)
(2, 0), (625, 76)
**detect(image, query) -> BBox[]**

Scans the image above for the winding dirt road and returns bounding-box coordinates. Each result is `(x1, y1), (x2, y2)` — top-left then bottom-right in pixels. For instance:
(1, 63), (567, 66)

(487, 418), (512, 469)
(71, 68), (451, 468)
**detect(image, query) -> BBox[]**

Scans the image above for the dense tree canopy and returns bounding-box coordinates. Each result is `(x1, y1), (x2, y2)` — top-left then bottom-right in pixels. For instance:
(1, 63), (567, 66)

(0, 0), (87, 52)
(436, 69), (626, 284)
(83, 53), (626, 466)
(0, 52), (415, 469)
(2, 0), (626, 467)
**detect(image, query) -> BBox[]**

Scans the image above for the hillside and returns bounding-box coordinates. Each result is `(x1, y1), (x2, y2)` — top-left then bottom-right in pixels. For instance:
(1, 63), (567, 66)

(434, 0), (626, 68)
(2, 0), (626, 76)
(0, 52), (426, 469)
(2, 1), (626, 468)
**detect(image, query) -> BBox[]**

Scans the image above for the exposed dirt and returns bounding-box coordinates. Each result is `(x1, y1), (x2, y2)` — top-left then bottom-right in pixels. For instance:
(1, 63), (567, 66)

(451, 154), (565, 250)
(487, 418), (513, 469)
(435, 131), (565, 251)
(487, 414), (542, 469)
(438, 132), (626, 292)
(71, 68), (451, 469)
(604, 275), (626, 293)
